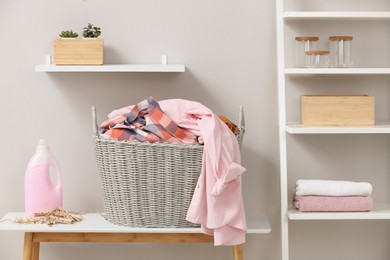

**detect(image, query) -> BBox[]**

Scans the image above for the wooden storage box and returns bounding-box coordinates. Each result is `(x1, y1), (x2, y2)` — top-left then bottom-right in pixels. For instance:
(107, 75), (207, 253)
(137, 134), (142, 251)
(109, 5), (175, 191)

(301, 95), (375, 126)
(53, 38), (104, 65)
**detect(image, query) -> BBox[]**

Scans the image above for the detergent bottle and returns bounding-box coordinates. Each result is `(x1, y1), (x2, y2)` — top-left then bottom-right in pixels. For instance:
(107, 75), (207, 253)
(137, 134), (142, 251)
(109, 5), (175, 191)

(25, 139), (63, 217)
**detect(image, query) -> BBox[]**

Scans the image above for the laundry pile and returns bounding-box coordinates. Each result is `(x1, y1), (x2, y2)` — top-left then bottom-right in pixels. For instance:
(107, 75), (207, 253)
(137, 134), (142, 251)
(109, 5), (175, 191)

(100, 96), (238, 144)
(293, 179), (373, 212)
(99, 97), (247, 246)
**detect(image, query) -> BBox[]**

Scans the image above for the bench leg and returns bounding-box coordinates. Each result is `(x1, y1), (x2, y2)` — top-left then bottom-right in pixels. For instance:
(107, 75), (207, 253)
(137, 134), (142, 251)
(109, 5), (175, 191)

(23, 233), (33, 260)
(23, 233), (40, 260)
(233, 244), (244, 260)
(32, 239), (40, 260)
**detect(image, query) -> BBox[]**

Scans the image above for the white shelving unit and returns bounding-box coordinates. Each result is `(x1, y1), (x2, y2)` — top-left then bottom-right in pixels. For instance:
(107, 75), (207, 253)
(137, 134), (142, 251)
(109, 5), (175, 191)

(277, 1), (390, 259)
(35, 64), (185, 73)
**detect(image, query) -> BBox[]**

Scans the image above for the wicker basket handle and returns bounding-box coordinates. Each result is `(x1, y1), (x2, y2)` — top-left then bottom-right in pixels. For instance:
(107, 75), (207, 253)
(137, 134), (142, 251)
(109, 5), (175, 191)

(92, 106), (98, 135)
(236, 105), (245, 149)
(238, 105), (245, 134)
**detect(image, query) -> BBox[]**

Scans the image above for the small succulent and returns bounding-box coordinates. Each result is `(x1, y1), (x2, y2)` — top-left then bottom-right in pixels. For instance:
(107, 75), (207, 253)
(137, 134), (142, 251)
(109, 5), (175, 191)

(59, 30), (79, 38)
(82, 23), (101, 38)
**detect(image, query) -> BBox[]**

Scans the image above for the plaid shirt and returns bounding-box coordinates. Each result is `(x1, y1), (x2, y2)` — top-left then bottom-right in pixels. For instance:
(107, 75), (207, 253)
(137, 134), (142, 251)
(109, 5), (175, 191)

(100, 97), (198, 144)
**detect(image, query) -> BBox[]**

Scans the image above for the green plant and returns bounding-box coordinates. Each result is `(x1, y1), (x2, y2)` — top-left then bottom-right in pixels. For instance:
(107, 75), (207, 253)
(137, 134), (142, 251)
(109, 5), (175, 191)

(59, 30), (79, 38)
(82, 23), (101, 38)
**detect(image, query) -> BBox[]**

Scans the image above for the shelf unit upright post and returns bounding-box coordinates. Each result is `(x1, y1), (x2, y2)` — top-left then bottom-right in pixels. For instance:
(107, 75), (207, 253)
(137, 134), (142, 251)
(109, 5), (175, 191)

(276, 0), (390, 259)
(276, 0), (289, 259)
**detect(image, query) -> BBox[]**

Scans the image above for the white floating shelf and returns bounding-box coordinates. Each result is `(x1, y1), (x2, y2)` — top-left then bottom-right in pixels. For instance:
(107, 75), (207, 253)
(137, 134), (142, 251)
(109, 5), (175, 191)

(284, 12), (390, 20)
(284, 68), (390, 75)
(35, 64), (185, 73)
(285, 123), (390, 134)
(0, 213), (271, 234)
(288, 203), (390, 220)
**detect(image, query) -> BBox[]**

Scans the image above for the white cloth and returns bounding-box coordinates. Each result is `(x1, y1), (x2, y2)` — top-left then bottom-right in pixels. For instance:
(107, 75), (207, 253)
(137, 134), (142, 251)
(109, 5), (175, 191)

(295, 179), (373, 197)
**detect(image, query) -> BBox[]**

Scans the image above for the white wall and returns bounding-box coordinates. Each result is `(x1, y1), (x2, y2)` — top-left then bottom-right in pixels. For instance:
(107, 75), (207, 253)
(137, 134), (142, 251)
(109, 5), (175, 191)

(0, 0), (280, 259)
(4, 0), (390, 259)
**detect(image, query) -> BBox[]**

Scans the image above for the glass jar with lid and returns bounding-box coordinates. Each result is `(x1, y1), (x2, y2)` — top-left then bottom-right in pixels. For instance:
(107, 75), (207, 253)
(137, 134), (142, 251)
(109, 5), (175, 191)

(305, 50), (330, 68)
(329, 36), (353, 67)
(295, 36), (319, 67)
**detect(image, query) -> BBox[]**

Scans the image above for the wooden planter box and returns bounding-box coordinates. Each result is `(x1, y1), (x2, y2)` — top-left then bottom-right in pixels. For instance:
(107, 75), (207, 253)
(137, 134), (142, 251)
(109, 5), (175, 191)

(53, 38), (104, 65)
(301, 95), (375, 126)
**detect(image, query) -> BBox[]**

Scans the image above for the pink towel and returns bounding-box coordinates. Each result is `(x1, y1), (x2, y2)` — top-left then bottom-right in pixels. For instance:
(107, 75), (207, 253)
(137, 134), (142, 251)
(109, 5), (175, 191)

(293, 195), (373, 212)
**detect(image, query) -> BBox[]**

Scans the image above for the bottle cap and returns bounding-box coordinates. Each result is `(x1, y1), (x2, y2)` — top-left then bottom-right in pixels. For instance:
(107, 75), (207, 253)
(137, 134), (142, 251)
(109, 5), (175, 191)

(305, 50), (330, 55)
(329, 36), (353, 41)
(295, 36), (319, 41)
(36, 139), (50, 152)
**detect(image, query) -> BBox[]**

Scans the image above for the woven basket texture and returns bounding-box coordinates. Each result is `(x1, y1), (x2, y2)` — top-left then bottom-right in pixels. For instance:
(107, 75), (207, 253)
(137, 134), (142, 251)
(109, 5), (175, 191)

(92, 106), (245, 228)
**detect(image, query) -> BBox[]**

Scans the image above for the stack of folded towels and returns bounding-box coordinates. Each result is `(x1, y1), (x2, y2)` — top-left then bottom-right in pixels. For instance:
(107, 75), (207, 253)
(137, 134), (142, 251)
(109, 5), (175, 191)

(293, 179), (373, 212)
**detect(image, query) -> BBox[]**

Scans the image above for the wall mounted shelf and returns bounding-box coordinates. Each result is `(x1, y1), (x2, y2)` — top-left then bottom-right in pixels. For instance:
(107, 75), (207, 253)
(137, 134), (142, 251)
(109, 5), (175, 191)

(284, 68), (390, 75)
(287, 203), (390, 220)
(285, 123), (390, 134)
(284, 12), (390, 20)
(35, 64), (185, 73)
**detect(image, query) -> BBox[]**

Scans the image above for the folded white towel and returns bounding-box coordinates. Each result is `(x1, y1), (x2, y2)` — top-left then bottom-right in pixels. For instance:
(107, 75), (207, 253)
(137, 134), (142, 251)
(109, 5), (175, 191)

(295, 179), (373, 197)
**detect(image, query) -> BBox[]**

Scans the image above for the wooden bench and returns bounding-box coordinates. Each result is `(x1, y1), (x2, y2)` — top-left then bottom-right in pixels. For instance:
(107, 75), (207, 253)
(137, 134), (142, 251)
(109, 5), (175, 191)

(23, 232), (243, 260)
(0, 213), (271, 260)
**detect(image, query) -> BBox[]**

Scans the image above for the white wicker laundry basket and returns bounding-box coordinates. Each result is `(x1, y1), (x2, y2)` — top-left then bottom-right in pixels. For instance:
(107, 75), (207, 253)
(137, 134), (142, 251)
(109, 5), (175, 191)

(92, 106), (245, 228)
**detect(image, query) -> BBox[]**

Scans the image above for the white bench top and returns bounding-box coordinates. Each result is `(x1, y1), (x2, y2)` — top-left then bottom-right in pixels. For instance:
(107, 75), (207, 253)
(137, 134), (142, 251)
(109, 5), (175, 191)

(0, 213), (271, 234)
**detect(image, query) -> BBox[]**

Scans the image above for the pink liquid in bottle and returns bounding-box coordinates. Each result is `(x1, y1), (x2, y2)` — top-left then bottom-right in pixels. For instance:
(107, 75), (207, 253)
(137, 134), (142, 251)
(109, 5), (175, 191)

(25, 139), (62, 217)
